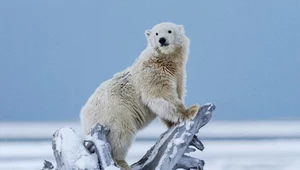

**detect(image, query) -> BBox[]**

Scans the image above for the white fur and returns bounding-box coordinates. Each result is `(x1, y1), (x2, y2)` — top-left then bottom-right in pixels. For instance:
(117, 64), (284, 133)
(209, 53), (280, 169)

(80, 22), (193, 170)
(145, 98), (179, 122)
(145, 22), (187, 54)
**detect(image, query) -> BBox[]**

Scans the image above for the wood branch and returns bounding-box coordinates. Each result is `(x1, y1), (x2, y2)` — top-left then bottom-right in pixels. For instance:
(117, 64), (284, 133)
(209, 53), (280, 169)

(42, 103), (215, 170)
(84, 123), (120, 170)
(52, 127), (100, 170)
(131, 103), (215, 170)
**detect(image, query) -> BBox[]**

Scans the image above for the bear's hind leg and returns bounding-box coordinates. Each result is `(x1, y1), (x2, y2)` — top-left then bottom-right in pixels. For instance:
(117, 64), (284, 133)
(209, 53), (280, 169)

(108, 120), (135, 170)
(115, 159), (131, 170)
(110, 132), (133, 170)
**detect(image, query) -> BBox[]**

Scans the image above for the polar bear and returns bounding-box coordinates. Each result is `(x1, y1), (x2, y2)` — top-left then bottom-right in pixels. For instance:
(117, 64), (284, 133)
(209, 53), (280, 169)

(80, 22), (199, 170)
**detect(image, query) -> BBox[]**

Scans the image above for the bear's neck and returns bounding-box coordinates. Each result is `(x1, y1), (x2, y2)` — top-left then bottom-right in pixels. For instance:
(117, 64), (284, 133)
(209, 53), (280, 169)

(155, 45), (188, 64)
(143, 46), (188, 76)
(131, 45), (188, 72)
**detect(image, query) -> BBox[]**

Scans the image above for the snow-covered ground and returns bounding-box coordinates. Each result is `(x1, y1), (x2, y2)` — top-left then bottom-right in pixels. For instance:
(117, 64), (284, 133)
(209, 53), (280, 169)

(1, 121), (300, 170)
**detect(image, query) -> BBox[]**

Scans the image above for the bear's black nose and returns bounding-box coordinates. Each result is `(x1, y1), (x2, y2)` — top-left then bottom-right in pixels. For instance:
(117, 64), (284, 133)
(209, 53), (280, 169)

(159, 37), (166, 45)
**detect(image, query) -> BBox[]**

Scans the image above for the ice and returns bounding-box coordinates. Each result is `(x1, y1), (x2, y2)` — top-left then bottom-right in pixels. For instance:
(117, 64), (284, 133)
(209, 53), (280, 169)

(1, 139), (300, 170)
(2, 120), (300, 139)
(104, 165), (121, 170)
(1, 121), (300, 170)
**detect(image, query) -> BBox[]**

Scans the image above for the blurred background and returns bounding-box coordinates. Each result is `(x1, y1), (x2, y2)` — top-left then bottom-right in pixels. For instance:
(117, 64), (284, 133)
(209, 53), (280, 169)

(0, 0), (299, 170)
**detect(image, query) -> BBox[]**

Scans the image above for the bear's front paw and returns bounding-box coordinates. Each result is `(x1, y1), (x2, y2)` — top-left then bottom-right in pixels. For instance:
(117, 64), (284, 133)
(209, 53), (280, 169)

(184, 104), (200, 120)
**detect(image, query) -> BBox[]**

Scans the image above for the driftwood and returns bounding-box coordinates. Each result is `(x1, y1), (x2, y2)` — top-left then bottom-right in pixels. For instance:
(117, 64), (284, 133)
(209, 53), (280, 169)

(42, 103), (215, 170)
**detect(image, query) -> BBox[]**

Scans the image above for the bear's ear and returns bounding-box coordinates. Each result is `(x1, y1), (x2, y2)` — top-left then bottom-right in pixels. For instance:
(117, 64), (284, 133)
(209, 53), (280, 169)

(145, 30), (151, 37)
(178, 25), (185, 33)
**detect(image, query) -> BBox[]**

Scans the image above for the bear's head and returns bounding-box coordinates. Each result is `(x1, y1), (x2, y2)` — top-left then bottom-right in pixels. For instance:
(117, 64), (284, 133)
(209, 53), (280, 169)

(145, 22), (188, 54)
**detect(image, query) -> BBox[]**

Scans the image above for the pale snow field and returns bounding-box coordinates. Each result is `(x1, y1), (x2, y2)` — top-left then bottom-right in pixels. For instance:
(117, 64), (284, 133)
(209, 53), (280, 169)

(1, 121), (300, 170)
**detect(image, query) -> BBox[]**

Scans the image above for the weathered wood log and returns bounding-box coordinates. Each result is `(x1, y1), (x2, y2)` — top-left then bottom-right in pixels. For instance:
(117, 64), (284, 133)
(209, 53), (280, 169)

(131, 103), (215, 170)
(84, 123), (120, 170)
(52, 127), (100, 170)
(42, 103), (215, 170)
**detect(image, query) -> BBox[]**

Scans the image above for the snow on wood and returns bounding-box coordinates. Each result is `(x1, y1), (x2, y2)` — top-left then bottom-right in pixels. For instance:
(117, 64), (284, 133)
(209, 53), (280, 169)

(52, 127), (99, 170)
(42, 103), (215, 170)
(131, 103), (214, 170)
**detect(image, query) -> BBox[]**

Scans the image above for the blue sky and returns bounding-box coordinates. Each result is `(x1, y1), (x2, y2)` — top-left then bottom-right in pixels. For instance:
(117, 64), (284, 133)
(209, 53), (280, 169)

(0, 0), (299, 121)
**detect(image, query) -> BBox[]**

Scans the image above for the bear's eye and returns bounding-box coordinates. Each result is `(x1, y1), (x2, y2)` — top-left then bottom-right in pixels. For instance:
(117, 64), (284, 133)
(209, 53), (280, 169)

(156, 33), (158, 36)
(168, 30), (172, 34)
